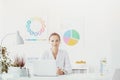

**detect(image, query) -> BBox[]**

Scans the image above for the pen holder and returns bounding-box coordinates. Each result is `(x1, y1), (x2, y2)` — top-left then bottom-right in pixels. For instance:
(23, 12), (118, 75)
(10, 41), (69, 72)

(8, 67), (29, 77)
(19, 68), (29, 77)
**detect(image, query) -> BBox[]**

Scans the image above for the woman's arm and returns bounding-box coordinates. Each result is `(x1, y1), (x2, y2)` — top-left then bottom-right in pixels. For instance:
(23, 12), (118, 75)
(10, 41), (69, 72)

(63, 52), (72, 74)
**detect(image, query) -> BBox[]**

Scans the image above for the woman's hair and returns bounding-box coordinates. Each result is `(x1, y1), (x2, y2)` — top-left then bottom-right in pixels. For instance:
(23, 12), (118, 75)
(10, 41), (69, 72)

(49, 32), (61, 41)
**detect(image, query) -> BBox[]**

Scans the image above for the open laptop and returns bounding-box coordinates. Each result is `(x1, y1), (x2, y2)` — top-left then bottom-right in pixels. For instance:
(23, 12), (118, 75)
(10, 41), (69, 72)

(32, 60), (58, 77)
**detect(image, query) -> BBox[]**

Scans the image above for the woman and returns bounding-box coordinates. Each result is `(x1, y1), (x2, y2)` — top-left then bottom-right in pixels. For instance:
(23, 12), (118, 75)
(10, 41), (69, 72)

(41, 32), (72, 75)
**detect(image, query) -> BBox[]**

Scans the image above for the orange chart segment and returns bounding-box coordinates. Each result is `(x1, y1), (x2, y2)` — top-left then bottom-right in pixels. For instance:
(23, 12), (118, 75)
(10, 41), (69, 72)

(68, 38), (78, 46)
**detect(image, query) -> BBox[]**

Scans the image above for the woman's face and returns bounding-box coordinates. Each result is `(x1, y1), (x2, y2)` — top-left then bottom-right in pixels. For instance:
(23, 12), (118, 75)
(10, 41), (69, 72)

(49, 35), (60, 48)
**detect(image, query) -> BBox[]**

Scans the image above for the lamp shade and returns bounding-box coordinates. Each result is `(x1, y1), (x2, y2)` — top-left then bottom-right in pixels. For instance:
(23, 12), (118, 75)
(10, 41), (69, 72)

(16, 31), (24, 45)
(1, 31), (24, 46)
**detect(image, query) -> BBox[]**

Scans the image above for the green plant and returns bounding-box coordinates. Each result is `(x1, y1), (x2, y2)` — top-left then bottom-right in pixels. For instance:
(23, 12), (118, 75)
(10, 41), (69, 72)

(0, 46), (25, 73)
(0, 47), (11, 73)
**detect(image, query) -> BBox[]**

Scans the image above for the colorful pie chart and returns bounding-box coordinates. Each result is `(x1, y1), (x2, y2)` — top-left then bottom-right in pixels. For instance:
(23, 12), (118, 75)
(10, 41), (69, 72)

(63, 29), (80, 46)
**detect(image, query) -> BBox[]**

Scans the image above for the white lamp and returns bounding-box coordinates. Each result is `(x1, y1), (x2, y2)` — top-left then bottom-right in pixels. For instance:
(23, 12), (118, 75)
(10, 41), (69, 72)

(16, 31), (24, 45)
(0, 31), (24, 54)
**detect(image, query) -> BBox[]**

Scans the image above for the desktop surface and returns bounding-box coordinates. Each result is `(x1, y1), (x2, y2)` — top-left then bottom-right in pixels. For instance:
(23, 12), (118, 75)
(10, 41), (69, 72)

(4, 73), (112, 80)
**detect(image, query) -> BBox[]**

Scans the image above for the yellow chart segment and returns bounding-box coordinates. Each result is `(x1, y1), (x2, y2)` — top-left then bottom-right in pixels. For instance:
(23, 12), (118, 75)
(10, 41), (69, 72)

(67, 38), (78, 46)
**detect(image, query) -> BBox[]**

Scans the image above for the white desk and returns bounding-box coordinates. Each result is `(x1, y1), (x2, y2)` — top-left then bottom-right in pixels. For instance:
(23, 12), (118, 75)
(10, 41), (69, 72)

(3, 73), (112, 80)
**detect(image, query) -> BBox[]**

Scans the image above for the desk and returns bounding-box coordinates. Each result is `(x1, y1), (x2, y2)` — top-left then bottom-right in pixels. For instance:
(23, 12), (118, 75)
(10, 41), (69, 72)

(3, 73), (112, 80)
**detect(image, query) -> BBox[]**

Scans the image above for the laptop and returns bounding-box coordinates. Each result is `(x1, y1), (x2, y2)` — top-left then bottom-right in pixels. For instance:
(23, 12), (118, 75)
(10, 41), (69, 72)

(32, 60), (58, 77)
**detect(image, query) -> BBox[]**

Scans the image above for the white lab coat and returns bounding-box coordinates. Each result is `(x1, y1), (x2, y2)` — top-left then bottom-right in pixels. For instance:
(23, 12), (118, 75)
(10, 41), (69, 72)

(41, 48), (72, 74)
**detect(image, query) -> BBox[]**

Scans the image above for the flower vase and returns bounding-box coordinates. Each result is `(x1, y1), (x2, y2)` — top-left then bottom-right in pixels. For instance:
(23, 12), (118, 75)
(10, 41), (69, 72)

(8, 67), (21, 78)
(19, 68), (28, 77)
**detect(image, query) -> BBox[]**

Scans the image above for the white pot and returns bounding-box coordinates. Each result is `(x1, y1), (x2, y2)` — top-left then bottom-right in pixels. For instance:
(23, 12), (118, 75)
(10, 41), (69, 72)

(8, 67), (21, 77)
(19, 68), (28, 77)
(8, 67), (28, 77)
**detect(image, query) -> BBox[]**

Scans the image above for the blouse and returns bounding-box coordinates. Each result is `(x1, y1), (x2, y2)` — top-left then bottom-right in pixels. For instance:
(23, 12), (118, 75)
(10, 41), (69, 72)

(41, 48), (72, 74)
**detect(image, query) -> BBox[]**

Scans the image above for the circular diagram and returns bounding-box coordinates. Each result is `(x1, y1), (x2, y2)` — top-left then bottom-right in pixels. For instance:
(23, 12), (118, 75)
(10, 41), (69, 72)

(26, 17), (46, 36)
(63, 29), (80, 46)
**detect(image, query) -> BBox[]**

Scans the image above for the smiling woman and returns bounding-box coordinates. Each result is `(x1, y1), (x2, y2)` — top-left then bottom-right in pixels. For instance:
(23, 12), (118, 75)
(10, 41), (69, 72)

(41, 32), (72, 75)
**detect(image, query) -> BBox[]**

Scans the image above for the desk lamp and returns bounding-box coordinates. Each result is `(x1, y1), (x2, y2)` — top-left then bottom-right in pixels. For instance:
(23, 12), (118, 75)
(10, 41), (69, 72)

(0, 31), (24, 57)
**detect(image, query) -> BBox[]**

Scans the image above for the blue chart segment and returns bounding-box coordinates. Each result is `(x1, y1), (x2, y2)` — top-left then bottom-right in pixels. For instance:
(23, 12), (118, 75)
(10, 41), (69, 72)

(63, 29), (80, 46)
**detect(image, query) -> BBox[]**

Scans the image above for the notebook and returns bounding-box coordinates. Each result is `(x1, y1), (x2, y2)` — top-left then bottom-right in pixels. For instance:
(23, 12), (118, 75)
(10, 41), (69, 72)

(32, 60), (58, 77)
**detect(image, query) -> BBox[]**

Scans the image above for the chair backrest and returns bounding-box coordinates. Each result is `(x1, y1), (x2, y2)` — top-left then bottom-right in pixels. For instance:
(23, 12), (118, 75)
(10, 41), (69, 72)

(112, 68), (120, 80)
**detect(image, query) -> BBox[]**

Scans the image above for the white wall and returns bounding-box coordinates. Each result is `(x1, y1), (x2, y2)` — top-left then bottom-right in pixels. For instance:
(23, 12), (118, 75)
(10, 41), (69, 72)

(0, 0), (120, 73)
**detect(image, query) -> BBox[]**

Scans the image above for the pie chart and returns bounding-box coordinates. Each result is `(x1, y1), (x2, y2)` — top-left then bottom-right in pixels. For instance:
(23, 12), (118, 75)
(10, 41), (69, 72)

(63, 29), (80, 46)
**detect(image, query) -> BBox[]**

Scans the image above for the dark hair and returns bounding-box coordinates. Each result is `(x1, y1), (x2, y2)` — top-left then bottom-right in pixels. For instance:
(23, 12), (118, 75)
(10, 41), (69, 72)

(49, 32), (61, 41)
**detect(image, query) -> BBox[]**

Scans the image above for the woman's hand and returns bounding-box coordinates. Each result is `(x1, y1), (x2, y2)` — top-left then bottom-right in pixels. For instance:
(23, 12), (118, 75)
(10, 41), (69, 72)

(57, 67), (64, 75)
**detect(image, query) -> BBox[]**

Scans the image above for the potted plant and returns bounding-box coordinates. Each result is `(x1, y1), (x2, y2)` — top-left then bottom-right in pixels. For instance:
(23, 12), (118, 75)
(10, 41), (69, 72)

(9, 55), (27, 77)
(12, 56), (25, 68)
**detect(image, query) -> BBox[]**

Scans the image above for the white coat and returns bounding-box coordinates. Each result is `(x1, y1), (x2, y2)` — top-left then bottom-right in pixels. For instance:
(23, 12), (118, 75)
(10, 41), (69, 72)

(41, 48), (72, 74)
